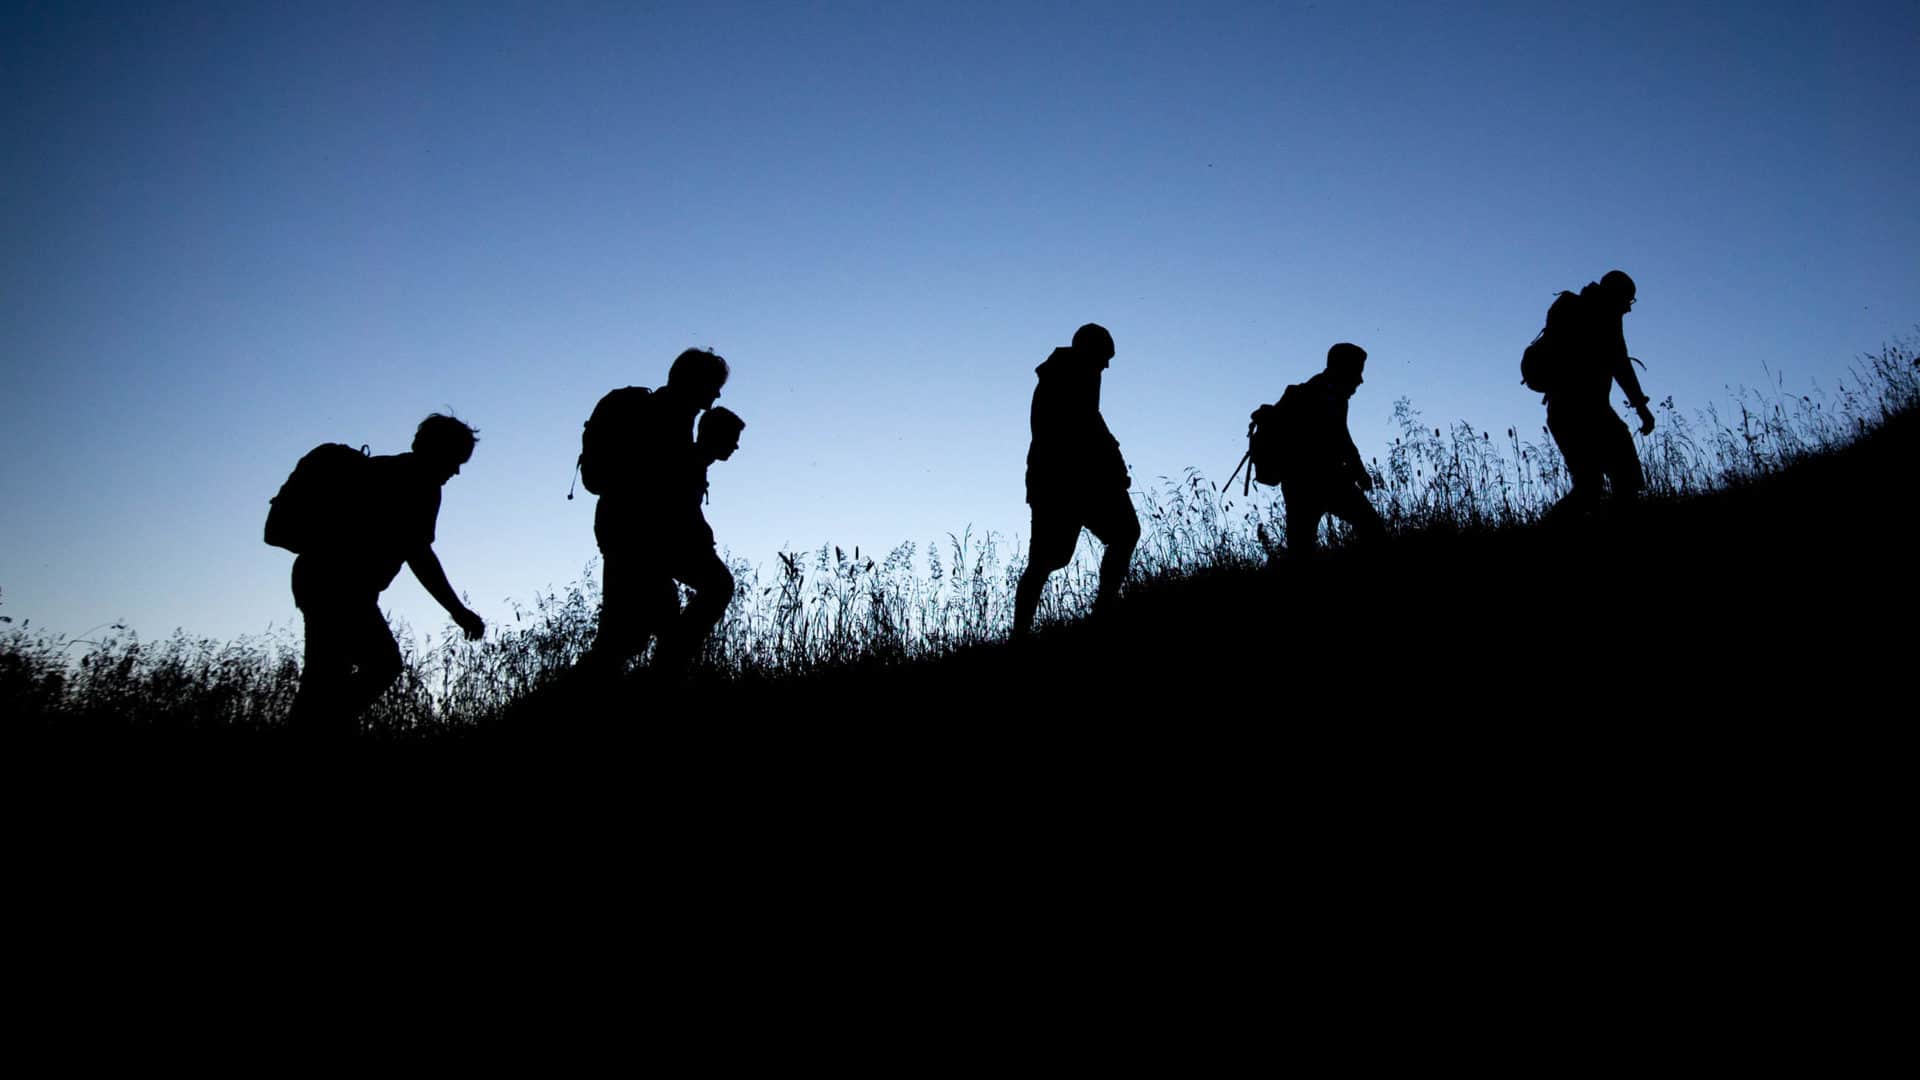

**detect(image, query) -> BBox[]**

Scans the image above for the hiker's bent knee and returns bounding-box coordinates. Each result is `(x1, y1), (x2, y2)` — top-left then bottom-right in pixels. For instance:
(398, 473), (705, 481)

(704, 569), (736, 609)
(1024, 551), (1072, 579)
(685, 556), (733, 603)
(364, 631), (403, 685)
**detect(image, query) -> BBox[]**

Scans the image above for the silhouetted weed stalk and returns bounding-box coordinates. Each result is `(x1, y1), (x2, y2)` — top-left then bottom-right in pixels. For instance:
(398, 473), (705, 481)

(6, 337), (1914, 732)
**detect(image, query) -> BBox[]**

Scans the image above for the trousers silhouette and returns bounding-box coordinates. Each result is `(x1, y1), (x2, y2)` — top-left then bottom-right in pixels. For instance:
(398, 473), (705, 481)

(588, 530), (735, 673)
(1015, 488), (1140, 633)
(1282, 478), (1385, 557)
(289, 560), (403, 735)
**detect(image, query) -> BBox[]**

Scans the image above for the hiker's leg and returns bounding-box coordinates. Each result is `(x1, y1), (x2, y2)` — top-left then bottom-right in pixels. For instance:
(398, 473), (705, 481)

(291, 602), (351, 736)
(1327, 484), (1386, 545)
(583, 500), (667, 676)
(1599, 414), (1645, 505)
(583, 549), (656, 676)
(289, 558), (359, 738)
(1545, 408), (1604, 521)
(656, 546), (734, 672)
(1281, 481), (1325, 558)
(340, 601), (402, 722)
(1015, 505), (1080, 637)
(1084, 488), (1140, 616)
(678, 549), (734, 640)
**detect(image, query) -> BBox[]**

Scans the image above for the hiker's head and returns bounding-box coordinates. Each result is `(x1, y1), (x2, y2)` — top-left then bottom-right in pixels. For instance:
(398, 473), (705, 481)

(667, 347), (729, 408)
(413, 413), (478, 481)
(698, 406), (745, 462)
(1326, 343), (1367, 393)
(1599, 270), (1636, 314)
(1073, 323), (1115, 369)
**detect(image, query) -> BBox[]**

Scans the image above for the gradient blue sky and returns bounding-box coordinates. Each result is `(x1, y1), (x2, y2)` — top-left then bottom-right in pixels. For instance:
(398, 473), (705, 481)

(4, 1), (1916, 646)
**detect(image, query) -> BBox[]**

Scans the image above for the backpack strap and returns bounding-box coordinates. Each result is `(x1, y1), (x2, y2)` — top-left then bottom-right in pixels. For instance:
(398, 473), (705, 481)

(1225, 446), (1253, 498)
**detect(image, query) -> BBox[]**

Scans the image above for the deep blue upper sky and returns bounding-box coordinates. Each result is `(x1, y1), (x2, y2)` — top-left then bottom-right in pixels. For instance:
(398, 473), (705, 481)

(4, 1), (1916, 645)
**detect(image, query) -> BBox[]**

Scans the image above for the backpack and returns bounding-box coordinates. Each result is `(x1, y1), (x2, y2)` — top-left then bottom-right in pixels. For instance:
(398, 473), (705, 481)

(577, 386), (655, 497)
(1238, 384), (1311, 495)
(1520, 290), (1586, 394)
(265, 443), (371, 553)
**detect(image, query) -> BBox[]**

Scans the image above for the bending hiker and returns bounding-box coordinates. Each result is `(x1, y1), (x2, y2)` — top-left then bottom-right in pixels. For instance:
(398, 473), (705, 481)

(650, 404), (743, 671)
(578, 348), (737, 677)
(1012, 322), (1140, 639)
(696, 406), (746, 498)
(1261, 343), (1385, 558)
(267, 414), (486, 736)
(1523, 269), (1656, 521)
(678, 402), (746, 582)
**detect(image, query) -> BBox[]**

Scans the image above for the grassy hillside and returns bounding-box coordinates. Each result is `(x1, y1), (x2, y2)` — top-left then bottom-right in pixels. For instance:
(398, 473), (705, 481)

(7, 338), (1914, 767)
(16, 357), (1910, 1017)
(678, 388), (1915, 727)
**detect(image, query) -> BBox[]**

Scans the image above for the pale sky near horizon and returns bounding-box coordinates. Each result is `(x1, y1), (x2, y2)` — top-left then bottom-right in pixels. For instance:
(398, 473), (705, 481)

(4, 0), (1916, 646)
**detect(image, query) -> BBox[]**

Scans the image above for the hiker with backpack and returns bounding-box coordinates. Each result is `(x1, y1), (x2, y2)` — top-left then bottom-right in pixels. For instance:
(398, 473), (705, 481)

(1012, 322), (1140, 639)
(1522, 269), (1656, 521)
(1238, 343), (1385, 559)
(267, 413), (486, 736)
(577, 347), (737, 678)
(680, 404), (746, 548)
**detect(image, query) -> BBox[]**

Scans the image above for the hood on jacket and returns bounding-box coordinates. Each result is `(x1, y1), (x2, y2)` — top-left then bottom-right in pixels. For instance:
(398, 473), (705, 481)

(1035, 346), (1091, 379)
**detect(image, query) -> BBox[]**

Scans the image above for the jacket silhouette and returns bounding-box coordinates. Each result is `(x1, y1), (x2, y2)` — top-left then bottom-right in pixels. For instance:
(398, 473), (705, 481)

(1282, 372), (1370, 489)
(1026, 347), (1129, 503)
(1279, 343), (1384, 558)
(286, 414), (484, 736)
(1013, 323), (1139, 638)
(581, 348), (737, 678)
(1543, 270), (1655, 520)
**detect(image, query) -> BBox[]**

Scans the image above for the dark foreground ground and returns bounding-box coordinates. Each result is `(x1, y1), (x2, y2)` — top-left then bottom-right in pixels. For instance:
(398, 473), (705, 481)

(15, 417), (1910, 1023)
(23, 408), (1912, 798)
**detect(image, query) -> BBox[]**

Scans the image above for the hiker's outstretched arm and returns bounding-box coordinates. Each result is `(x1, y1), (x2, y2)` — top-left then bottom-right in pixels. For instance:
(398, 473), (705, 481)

(408, 546), (485, 639)
(1614, 358), (1656, 434)
(1613, 356), (1650, 409)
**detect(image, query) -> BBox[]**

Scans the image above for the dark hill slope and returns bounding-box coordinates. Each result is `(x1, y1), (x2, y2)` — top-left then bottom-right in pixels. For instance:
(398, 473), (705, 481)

(734, 402), (1915, 726)
(23, 412), (1912, 964)
(26, 406), (1914, 820)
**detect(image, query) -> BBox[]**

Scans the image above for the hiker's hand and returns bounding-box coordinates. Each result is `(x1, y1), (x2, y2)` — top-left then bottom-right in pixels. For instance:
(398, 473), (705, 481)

(1357, 471), (1374, 493)
(455, 607), (485, 641)
(1635, 402), (1656, 435)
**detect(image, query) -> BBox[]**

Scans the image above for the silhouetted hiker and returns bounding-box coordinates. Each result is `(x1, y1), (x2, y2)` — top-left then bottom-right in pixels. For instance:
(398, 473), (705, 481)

(266, 414), (486, 737)
(1012, 323), (1140, 639)
(695, 406), (746, 503)
(578, 348), (737, 679)
(1522, 270), (1656, 521)
(1259, 343), (1385, 559)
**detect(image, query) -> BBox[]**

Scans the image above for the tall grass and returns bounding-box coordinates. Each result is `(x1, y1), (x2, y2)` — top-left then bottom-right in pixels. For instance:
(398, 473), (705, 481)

(6, 337), (1914, 734)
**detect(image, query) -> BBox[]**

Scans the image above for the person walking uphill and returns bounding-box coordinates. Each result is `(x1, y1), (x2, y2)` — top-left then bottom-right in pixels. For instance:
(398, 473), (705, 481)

(266, 414), (487, 737)
(1012, 323), (1140, 639)
(578, 347), (737, 678)
(1272, 343), (1385, 558)
(1525, 269), (1657, 522)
